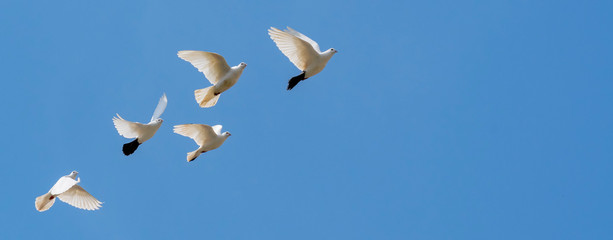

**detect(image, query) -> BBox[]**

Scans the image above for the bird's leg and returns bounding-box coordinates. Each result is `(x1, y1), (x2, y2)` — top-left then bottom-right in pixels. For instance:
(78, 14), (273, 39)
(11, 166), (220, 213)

(287, 71), (306, 90)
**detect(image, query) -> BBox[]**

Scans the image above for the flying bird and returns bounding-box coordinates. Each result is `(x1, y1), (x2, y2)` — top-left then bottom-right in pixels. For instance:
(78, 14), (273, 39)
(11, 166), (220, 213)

(268, 26), (337, 90)
(35, 171), (102, 212)
(177, 50), (246, 108)
(173, 124), (231, 162)
(113, 93), (167, 156)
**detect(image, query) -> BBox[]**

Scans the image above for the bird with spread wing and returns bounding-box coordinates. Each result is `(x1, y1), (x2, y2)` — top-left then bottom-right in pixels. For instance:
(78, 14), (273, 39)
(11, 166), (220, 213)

(173, 124), (231, 162)
(178, 51), (246, 108)
(35, 171), (102, 212)
(268, 26), (337, 90)
(112, 93), (167, 156)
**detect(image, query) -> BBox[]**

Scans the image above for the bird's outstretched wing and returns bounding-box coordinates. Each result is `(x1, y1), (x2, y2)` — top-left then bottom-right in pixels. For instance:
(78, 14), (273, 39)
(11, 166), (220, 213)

(57, 185), (102, 211)
(285, 27), (321, 52)
(178, 51), (231, 85)
(113, 114), (146, 139)
(150, 93), (167, 122)
(49, 176), (79, 195)
(268, 27), (319, 71)
(173, 124), (217, 147)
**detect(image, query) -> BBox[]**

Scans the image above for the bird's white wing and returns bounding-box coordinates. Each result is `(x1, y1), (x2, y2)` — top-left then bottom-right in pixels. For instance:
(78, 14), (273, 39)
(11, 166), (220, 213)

(211, 125), (223, 135)
(174, 124), (217, 146)
(113, 114), (146, 139)
(49, 176), (79, 195)
(57, 185), (102, 211)
(268, 27), (319, 71)
(150, 93), (168, 122)
(177, 51), (231, 85)
(285, 27), (321, 53)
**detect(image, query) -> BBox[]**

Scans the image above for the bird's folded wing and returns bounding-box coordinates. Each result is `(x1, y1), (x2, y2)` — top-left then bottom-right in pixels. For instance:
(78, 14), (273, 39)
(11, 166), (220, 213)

(211, 125), (223, 135)
(268, 27), (319, 71)
(178, 51), (231, 85)
(174, 124), (217, 146)
(113, 114), (145, 139)
(49, 176), (79, 195)
(150, 93), (168, 122)
(285, 27), (321, 53)
(58, 185), (102, 211)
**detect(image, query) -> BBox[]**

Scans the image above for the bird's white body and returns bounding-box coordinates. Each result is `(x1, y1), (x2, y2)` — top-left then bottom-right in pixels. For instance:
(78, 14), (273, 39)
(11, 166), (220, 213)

(178, 50), (246, 108)
(35, 171), (102, 212)
(214, 65), (245, 94)
(304, 49), (336, 78)
(196, 134), (228, 153)
(173, 124), (231, 162)
(133, 121), (163, 143)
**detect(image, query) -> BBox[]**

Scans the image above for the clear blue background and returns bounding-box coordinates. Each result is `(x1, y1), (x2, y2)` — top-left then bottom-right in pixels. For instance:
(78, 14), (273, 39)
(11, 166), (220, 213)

(1, 0), (611, 239)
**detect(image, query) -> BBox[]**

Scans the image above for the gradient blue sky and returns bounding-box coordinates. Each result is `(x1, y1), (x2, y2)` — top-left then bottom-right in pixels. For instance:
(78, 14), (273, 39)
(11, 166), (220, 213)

(1, 0), (612, 239)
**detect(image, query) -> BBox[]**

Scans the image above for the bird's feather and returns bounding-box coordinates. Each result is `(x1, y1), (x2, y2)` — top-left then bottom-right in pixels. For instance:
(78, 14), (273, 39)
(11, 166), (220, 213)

(285, 26), (321, 52)
(178, 51), (231, 85)
(173, 124), (218, 147)
(113, 114), (146, 139)
(268, 27), (319, 71)
(150, 93), (167, 122)
(35, 192), (55, 212)
(194, 86), (220, 108)
(211, 125), (223, 135)
(57, 185), (102, 211)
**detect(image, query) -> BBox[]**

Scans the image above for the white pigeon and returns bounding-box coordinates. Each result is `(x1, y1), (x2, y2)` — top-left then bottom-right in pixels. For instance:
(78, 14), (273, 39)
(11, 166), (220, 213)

(177, 50), (247, 108)
(113, 93), (167, 156)
(173, 124), (231, 162)
(35, 171), (102, 212)
(268, 26), (337, 90)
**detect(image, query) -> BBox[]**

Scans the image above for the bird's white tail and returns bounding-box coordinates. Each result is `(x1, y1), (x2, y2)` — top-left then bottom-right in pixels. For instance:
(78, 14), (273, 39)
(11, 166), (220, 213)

(35, 192), (55, 212)
(187, 150), (202, 162)
(194, 86), (220, 108)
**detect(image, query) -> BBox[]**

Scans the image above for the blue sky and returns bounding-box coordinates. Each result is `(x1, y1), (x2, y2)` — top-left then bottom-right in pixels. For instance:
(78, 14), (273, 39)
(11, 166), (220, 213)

(1, 0), (612, 239)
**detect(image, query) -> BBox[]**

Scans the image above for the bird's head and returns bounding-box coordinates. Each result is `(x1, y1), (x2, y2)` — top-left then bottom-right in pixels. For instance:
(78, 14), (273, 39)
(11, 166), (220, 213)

(156, 118), (164, 123)
(69, 171), (79, 178)
(223, 131), (232, 137)
(239, 62), (247, 68)
(329, 48), (338, 54)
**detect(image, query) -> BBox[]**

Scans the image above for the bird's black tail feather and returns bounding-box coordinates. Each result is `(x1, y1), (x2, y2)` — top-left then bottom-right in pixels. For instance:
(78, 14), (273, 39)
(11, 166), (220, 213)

(287, 71), (306, 90)
(122, 139), (140, 156)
